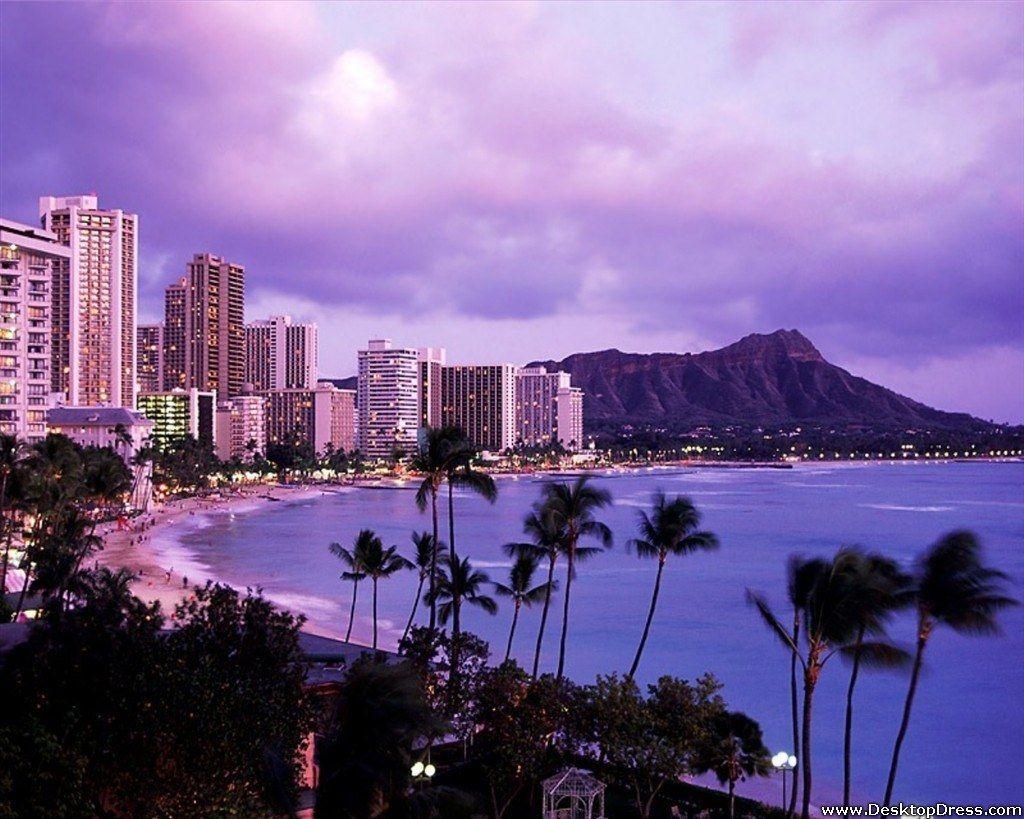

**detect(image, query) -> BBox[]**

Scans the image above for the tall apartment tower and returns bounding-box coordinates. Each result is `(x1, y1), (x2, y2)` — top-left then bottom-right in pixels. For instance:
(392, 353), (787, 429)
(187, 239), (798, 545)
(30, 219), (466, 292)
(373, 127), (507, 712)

(162, 253), (245, 398)
(356, 339), (420, 461)
(245, 315), (318, 391)
(440, 363), (517, 453)
(137, 323), (164, 393)
(418, 347), (445, 429)
(39, 195), (138, 407)
(0, 219), (68, 442)
(515, 366), (584, 450)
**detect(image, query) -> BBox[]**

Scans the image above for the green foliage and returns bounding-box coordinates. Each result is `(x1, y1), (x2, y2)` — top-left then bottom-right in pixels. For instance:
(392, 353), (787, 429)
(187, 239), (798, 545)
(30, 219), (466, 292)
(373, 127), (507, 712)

(151, 434), (220, 492)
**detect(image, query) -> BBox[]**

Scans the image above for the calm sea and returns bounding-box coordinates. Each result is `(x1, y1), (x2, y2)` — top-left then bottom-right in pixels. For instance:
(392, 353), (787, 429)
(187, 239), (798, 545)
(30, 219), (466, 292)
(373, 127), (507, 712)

(158, 462), (1024, 807)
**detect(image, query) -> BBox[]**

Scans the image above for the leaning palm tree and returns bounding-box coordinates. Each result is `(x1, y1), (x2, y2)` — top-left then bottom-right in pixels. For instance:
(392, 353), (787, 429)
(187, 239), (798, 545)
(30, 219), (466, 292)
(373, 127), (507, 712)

(541, 476), (612, 681)
(694, 710), (772, 819)
(884, 531), (1017, 803)
(329, 534), (368, 642)
(627, 492), (718, 678)
(492, 553), (556, 662)
(411, 427), (464, 630)
(503, 503), (567, 677)
(358, 532), (414, 649)
(426, 554), (498, 636)
(841, 552), (912, 806)
(748, 549), (868, 819)
(402, 531), (442, 643)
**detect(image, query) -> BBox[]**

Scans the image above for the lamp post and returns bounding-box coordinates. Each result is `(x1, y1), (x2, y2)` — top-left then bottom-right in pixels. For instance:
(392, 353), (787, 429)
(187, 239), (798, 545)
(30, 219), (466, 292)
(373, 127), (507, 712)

(772, 752), (797, 812)
(410, 758), (436, 790)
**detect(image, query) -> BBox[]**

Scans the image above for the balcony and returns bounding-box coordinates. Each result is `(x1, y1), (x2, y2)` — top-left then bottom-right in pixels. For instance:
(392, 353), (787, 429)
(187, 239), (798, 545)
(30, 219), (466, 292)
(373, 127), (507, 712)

(0, 246), (20, 269)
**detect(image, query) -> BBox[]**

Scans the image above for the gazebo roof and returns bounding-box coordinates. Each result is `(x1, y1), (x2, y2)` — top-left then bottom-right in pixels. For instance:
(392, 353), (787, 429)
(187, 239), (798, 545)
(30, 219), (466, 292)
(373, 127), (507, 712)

(542, 767), (605, 797)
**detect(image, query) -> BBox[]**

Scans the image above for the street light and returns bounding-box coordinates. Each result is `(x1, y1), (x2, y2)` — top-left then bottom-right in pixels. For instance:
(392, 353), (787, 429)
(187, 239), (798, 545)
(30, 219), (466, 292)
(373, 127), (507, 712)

(772, 752), (797, 812)
(411, 758), (436, 787)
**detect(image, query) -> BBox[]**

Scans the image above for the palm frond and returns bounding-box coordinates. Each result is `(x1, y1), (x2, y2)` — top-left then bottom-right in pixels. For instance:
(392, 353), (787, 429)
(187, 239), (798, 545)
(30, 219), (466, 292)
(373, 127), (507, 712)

(746, 589), (801, 657)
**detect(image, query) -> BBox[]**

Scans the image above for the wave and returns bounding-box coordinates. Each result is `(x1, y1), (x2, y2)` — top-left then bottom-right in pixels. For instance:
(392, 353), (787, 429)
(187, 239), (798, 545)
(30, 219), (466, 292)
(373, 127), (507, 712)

(860, 503), (955, 513)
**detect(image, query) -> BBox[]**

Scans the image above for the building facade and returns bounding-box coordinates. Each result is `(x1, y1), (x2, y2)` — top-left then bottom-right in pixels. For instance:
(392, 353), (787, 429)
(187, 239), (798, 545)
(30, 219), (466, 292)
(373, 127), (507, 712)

(0, 219), (67, 442)
(46, 406), (152, 462)
(245, 315), (318, 391)
(515, 366), (584, 450)
(327, 384), (356, 454)
(418, 347), (445, 430)
(556, 385), (584, 450)
(137, 323), (164, 393)
(162, 253), (245, 399)
(263, 383), (352, 455)
(215, 394), (266, 462)
(39, 195), (138, 408)
(356, 339), (420, 461)
(136, 388), (216, 447)
(440, 363), (517, 453)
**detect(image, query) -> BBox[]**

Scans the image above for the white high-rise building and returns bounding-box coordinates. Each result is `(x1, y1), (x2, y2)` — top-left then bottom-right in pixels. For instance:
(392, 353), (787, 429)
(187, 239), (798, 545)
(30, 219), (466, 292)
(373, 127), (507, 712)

(245, 314), (318, 391)
(516, 366), (584, 450)
(0, 219), (68, 442)
(39, 195), (138, 408)
(356, 339), (419, 460)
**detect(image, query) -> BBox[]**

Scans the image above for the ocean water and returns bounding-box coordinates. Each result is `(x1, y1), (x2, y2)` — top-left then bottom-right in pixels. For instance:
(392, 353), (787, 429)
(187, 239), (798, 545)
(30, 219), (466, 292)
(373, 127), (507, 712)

(159, 462), (1024, 807)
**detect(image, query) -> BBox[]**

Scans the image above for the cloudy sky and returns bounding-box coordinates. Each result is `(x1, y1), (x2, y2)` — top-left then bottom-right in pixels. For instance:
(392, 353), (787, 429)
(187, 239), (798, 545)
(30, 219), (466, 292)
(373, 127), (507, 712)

(2, 1), (1022, 421)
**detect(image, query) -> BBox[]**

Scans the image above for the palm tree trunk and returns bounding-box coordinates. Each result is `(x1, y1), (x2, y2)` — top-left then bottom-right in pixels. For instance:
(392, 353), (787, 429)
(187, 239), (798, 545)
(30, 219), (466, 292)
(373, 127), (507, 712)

(800, 668), (816, 819)
(403, 575), (425, 643)
(884, 632), (927, 804)
(429, 489), (439, 631)
(345, 580), (359, 642)
(532, 554), (556, 678)
(789, 614), (801, 818)
(505, 599), (520, 661)
(729, 780), (736, 819)
(628, 554), (665, 679)
(844, 628), (865, 806)
(556, 544), (576, 681)
(372, 577), (379, 649)
(448, 481), (461, 636)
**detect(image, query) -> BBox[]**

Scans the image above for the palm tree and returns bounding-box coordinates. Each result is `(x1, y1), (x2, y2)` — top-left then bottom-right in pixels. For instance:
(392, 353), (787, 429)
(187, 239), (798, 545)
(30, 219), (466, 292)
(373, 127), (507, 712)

(402, 531), (441, 643)
(329, 534), (368, 642)
(749, 549), (867, 819)
(426, 554), (498, 635)
(411, 427), (464, 630)
(841, 553), (911, 806)
(0, 433), (23, 591)
(358, 532), (414, 649)
(540, 476), (612, 681)
(884, 531), (1017, 803)
(503, 503), (567, 677)
(627, 492), (718, 679)
(492, 553), (556, 662)
(694, 711), (771, 819)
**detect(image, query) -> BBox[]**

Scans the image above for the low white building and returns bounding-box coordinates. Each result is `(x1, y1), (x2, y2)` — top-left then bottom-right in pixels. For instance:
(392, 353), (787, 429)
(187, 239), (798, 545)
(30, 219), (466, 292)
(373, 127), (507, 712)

(46, 406), (152, 461)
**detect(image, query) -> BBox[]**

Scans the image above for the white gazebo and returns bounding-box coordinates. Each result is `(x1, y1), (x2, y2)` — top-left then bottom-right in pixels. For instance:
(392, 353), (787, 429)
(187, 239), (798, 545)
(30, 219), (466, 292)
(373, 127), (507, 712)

(542, 767), (606, 819)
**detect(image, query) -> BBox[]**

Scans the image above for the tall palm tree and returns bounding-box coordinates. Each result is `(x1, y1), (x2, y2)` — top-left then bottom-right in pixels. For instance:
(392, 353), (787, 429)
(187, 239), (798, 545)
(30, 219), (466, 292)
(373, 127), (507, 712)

(492, 553), (556, 662)
(749, 549), (867, 819)
(402, 531), (441, 643)
(841, 553), (911, 806)
(443, 433), (497, 633)
(503, 503), (567, 677)
(884, 531), (1016, 803)
(411, 427), (464, 630)
(541, 477), (612, 681)
(694, 711), (771, 819)
(329, 534), (368, 642)
(426, 554), (498, 635)
(358, 532), (414, 649)
(626, 492), (718, 679)
(782, 556), (828, 818)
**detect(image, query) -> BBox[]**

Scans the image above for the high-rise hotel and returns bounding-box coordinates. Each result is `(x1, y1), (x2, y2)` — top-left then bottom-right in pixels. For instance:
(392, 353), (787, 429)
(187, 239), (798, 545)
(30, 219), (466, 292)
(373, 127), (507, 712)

(441, 363), (517, 453)
(0, 219), (68, 442)
(39, 195), (138, 407)
(137, 323), (164, 393)
(516, 366), (584, 450)
(356, 339), (420, 460)
(162, 253), (245, 399)
(245, 315), (318, 391)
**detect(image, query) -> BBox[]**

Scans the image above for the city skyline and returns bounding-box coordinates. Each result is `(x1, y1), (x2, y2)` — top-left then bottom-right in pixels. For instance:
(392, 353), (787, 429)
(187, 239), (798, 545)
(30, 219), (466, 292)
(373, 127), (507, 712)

(2, 2), (1022, 422)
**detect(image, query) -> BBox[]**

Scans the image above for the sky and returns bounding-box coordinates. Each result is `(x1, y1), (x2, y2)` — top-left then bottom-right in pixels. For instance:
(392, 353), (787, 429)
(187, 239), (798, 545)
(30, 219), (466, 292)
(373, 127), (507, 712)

(1, 1), (1022, 422)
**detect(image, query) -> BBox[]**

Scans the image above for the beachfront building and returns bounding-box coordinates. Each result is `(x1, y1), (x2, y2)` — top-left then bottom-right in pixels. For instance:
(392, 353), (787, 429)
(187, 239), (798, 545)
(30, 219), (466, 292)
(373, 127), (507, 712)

(245, 315), (318, 391)
(39, 195), (138, 408)
(418, 347), (445, 430)
(162, 253), (245, 399)
(516, 366), (585, 450)
(0, 219), (67, 442)
(46, 406), (152, 461)
(136, 388), (216, 448)
(215, 394), (266, 462)
(440, 363), (517, 453)
(137, 323), (164, 393)
(262, 383), (354, 455)
(356, 339), (419, 461)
